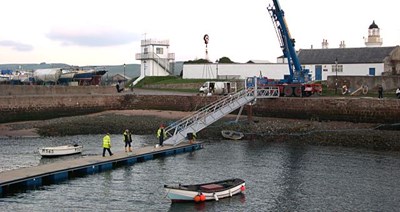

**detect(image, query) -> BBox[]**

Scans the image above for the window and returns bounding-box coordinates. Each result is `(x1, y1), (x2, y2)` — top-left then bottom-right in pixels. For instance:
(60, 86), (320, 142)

(144, 48), (148, 54)
(332, 64), (343, 72)
(156, 47), (163, 54)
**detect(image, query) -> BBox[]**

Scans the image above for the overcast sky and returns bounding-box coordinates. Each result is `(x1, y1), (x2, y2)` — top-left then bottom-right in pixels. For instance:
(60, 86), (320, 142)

(1, 0), (399, 66)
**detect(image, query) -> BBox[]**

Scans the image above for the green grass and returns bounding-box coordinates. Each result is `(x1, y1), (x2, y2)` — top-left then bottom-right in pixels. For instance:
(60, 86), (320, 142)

(133, 76), (207, 88)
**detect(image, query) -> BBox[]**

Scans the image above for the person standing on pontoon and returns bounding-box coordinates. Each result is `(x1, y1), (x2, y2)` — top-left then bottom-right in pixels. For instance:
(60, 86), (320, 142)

(123, 129), (132, 152)
(157, 125), (167, 147)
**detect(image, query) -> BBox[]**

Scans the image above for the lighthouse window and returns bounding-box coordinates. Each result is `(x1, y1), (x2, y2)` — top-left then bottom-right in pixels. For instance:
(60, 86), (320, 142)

(156, 48), (163, 54)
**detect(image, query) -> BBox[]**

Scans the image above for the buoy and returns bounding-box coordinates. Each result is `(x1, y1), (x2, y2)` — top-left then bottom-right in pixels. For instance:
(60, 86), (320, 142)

(200, 193), (206, 202)
(240, 185), (246, 191)
(194, 195), (201, 202)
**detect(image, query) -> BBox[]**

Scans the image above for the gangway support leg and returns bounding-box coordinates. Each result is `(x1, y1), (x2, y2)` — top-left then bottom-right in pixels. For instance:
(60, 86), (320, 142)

(247, 104), (253, 123)
(235, 106), (245, 123)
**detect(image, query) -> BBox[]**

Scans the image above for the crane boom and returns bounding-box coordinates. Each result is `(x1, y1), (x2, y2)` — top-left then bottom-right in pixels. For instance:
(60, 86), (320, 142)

(268, 0), (308, 83)
(246, 0), (322, 97)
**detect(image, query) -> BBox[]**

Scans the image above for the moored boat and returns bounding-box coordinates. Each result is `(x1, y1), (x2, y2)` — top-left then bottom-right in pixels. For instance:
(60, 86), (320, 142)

(164, 178), (245, 203)
(221, 130), (244, 140)
(39, 144), (83, 157)
(58, 71), (76, 85)
(91, 69), (107, 85)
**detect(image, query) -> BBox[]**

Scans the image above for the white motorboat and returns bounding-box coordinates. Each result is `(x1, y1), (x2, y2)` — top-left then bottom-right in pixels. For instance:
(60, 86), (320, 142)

(39, 144), (83, 157)
(164, 178), (246, 203)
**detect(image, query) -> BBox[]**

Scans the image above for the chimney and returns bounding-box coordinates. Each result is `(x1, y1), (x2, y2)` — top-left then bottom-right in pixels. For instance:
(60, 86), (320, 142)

(339, 41), (346, 48)
(322, 39), (329, 49)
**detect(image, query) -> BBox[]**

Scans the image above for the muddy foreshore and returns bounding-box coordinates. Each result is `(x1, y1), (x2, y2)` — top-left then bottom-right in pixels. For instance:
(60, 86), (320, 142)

(2, 110), (400, 151)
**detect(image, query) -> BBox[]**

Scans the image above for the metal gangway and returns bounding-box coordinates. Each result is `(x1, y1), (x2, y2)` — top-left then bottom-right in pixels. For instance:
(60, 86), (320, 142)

(163, 86), (280, 146)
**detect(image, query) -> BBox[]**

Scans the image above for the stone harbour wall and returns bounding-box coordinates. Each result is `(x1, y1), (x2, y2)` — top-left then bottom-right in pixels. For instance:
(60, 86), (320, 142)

(1, 94), (399, 124)
(0, 85), (115, 96)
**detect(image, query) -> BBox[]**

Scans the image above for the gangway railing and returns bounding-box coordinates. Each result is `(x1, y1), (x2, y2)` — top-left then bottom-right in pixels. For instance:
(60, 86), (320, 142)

(163, 86), (279, 146)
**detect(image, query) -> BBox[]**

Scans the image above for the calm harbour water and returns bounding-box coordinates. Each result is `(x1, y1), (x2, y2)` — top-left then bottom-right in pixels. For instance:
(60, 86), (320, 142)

(1, 134), (400, 211)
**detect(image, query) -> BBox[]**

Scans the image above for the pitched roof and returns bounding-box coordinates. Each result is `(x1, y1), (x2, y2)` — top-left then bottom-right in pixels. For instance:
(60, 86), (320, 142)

(247, 60), (272, 64)
(298, 46), (397, 64)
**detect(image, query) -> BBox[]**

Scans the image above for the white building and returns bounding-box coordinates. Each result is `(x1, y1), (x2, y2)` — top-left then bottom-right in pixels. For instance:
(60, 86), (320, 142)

(134, 39), (175, 85)
(183, 46), (400, 81)
(365, 21), (383, 47)
(182, 63), (288, 80)
(183, 20), (400, 81)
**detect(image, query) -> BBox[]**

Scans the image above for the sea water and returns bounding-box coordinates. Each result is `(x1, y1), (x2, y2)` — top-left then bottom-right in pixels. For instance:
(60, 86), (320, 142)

(1, 135), (400, 211)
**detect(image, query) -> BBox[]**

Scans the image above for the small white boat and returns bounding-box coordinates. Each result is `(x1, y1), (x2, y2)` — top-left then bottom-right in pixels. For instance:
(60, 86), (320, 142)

(39, 144), (83, 157)
(164, 178), (246, 203)
(221, 130), (244, 140)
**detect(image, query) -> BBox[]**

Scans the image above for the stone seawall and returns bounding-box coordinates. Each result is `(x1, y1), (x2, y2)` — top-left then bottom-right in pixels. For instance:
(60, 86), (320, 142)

(0, 85), (115, 96)
(1, 94), (399, 123)
(253, 97), (400, 123)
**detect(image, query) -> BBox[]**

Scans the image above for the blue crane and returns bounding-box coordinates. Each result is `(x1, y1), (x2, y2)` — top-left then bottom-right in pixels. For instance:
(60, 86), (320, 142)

(246, 0), (322, 97)
(268, 0), (310, 84)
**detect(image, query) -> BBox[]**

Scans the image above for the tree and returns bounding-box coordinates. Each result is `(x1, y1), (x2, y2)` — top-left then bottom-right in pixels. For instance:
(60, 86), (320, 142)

(184, 59), (211, 64)
(217, 57), (235, 64)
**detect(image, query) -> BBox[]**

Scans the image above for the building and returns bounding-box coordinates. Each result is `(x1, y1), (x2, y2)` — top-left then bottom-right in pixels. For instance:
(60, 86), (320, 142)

(183, 46), (400, 81)
(365, 21), (383, 47)
(134, 39), (175, 85)
(111, 74), (131, 85)
(298, 46), (400, 80)
(183, 21), (400, 81)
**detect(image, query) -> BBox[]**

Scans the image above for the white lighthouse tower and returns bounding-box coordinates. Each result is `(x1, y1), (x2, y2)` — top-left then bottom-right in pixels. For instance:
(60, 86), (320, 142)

(365, 20), (383, 47)
(134, 39), (175, 85)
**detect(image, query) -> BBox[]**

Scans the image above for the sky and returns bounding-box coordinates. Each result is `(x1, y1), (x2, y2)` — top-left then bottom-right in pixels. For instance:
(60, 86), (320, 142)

(1, 0), (399, 66)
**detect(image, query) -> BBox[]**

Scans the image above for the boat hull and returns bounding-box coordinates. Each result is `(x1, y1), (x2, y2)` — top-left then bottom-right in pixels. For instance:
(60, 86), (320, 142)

(164, 178), (245, 202)
(221, 130), (244, 140)
(39, 145), (83, 157)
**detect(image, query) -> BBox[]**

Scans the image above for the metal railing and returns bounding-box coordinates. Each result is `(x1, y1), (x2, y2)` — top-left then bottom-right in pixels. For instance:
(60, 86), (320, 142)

(163, 87), (279, 145)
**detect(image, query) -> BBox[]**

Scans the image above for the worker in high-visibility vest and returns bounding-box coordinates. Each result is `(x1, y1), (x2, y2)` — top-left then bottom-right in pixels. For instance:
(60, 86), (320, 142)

(156, 125), (167, 147)
(102, 133), (113, 157)
(187, 132), (197, 144)
(123, 129), (132, 152)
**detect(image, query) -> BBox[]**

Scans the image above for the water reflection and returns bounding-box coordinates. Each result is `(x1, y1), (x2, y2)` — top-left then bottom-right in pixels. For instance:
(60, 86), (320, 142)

(273, 143), (306, 211)
(167, 193), (246, 212)
(1, 136), (400, 211)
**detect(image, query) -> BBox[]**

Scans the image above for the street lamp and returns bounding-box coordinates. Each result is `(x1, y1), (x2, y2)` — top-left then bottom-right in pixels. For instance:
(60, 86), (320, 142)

(123, 63), (126, 85)
(215, 59), (219, 79)
(335, 58), (338, 95)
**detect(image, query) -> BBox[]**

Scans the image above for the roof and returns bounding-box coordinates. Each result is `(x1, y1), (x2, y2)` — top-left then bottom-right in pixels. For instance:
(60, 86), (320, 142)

(298, 46), (397, 64)
(247, 60), (272, 64)
(369, 20), (379, 29)
(112, 73), (131, 80)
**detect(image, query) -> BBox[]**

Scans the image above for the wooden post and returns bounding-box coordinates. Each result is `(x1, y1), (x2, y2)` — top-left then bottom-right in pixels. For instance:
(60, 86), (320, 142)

(247, 104), (253, 123)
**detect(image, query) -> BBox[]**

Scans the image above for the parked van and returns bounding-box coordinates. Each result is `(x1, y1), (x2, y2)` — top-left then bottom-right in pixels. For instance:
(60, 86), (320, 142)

(199, 81), (237, 96)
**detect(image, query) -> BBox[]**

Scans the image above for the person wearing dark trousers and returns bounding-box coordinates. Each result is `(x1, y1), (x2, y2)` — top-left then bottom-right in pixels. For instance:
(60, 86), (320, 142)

(157, 125), (167, 147)
(378, 85), (383, 99)
(123, 129), (132, 152)
(116, 81), (124, 93)
(102, 133), (113, 157)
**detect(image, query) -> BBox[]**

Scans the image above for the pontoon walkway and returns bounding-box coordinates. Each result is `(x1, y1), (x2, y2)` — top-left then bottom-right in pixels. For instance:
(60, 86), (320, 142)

(0, 142), (203, 197)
